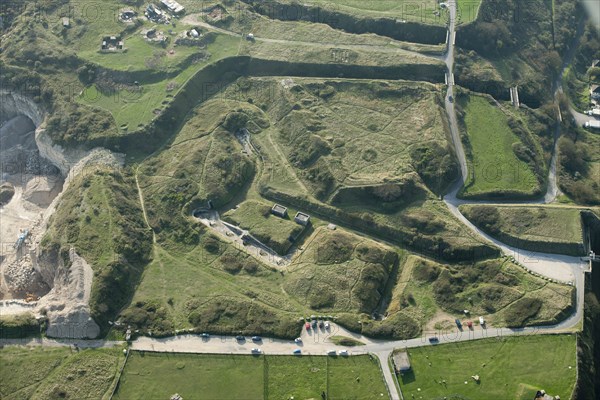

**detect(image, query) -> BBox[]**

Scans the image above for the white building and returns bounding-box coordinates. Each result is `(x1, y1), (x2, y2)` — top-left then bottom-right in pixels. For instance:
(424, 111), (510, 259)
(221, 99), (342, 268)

(160, 0), (185, 15)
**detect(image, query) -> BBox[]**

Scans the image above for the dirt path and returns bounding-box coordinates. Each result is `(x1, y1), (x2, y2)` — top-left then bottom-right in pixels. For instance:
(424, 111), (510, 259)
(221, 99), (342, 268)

(182, 14), (440, 59)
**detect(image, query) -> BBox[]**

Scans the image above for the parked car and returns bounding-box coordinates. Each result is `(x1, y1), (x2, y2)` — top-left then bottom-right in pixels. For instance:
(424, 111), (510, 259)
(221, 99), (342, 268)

(448, 95), (454, 102)
(326, 350), (337, 355)
(251, 348), (262, 354)
(324, 322), (330, 330)
(479, 316), (485, 325)
(429, 337), (439, 344)
(294, 337), (302, 344)
(455, 319), (462, 328)
(201, 333), (210, 338)
(236, 335), (245, 341)
(318, 321), (324, 329)
(293, 348), (302, 355)
(338, 350), (349, 356)
(466, 321), (473, 328)
(252, 336), (262, 342)
(311, 320), (317, 328)
(305, 322), (311, 330)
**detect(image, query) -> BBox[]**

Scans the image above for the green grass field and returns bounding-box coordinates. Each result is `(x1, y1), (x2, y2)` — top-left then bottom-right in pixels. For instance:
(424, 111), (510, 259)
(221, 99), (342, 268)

(114, 352), (387, 400)
(78, 33), (241, 130)
(115, 352), (264, 400)
(299, 0), (443, 24)
(457, 0), (483, 23)
(0, 346), (122, 400)
(459, 95), (540, 197)
(399, 335), (577, 400)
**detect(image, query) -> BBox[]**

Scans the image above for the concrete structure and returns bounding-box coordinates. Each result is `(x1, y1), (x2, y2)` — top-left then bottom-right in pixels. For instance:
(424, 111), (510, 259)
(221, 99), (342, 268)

(160, 0), (185, 15)
(294, 212), (310, 226)
(392, 351), (411, 373)
(101, 36), (124, 51)
(510, 86), (520, 108)
(120, 9), (136, 21)
(271, 204), (288, 218)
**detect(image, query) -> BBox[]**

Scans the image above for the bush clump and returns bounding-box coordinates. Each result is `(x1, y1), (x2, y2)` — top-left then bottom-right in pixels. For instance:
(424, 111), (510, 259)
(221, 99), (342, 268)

(412, 260), (440, 282)
(504, 298), (543, 327)
(315, 232), (355, 264)
(462, 205), (501, 234)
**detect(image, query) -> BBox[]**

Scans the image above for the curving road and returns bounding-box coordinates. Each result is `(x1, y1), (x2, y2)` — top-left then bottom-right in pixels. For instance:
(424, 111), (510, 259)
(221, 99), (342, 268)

(440, 0), (587, 330)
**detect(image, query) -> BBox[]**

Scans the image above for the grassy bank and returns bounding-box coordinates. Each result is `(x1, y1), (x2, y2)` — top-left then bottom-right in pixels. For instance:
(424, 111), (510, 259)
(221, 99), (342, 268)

(460, 205), (585, 256)
(0, 346), (123, 400)
(42, 165), (152, 331)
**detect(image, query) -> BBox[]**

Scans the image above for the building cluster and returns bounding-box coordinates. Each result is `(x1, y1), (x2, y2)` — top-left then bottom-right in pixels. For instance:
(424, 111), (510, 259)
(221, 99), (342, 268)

(145, 0), (185, 24)
(270, 204), (311, 227)
(584, 60), (600, 130)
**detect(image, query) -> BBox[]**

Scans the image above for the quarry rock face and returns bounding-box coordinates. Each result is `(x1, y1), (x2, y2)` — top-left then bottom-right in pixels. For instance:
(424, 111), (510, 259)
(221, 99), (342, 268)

(0, 92), (123, 339)
(43, 250), (101, 339)
(0, 90), (44, 126)
(23, 176), (63, 208)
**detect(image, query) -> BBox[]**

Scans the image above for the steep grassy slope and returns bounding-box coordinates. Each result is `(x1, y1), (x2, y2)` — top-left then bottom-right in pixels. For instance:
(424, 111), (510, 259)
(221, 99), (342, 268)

(42, 165), (152, 330)
(461, 205), (585, 255)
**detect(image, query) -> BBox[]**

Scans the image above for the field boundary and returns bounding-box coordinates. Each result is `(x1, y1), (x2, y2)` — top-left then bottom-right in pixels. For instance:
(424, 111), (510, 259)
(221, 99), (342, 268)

(107, 348), (129, 400)
(116, 350), (389, 399)
(386, 352), (404, 400)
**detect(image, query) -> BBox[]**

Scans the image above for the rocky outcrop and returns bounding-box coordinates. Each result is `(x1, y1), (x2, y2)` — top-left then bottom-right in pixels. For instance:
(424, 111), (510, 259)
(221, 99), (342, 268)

(40, 248), (100, 339)
(0, 183), (15, 205)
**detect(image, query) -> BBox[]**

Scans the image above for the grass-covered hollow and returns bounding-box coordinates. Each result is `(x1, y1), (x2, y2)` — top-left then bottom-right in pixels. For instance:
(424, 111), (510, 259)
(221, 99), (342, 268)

(398, 335), (577, 400)
(460, 205), (585, 256)
(121, 226), (410, 339)
(231, 78), (457, 201)
(114, 352), (387, 400)
(222, 200), (306, 255)
(386, 255), (575, 329)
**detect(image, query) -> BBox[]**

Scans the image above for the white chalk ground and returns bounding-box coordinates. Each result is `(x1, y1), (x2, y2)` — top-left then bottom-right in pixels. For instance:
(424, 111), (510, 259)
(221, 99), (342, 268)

(1, 113), (123, 338)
